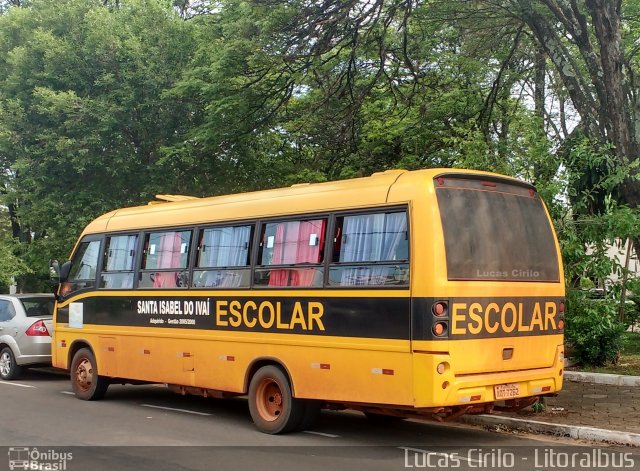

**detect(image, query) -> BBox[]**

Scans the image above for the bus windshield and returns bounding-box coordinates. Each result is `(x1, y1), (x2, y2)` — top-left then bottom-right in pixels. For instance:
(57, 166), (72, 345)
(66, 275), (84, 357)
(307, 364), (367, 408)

(435, 175), (560, 282)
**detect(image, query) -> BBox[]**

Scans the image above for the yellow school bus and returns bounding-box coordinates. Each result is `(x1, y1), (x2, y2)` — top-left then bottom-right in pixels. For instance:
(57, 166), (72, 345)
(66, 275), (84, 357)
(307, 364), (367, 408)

(50, 168), (565, 433)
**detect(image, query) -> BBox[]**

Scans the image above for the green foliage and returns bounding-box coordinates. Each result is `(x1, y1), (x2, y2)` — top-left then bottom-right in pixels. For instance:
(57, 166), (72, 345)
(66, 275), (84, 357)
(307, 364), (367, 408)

(551, 139), (640, 365)
(531, 401), (545, 413)
(622, 332), (640, 355)
(0, 209), (31, 291)
(0, 0), (575, 276)
(0, 237), (31, 289)
(0, 0), (199, 276)
(283, 169), (327, 186)
(556, 139), (640, 286)
(622, 278), (640, 330)
(565, 290), (626, 366)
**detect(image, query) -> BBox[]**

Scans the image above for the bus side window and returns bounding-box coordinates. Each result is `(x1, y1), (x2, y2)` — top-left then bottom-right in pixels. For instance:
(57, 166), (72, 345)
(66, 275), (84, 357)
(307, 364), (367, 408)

(65, 239), (101, 294)
(100, 234), (138, 289)
(192, 225), (253, 288)
(254, 218), (326, 288)
(139, 230), (192, 289)
(328, 211), (409, 287)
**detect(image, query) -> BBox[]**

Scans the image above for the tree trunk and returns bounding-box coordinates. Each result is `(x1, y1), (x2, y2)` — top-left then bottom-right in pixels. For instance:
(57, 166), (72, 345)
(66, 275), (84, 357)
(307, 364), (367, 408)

(518, 0), (640, 208)
(585, 0), (640, 208)
(585, 1), (630, 149)
(534, 46), (546, 121)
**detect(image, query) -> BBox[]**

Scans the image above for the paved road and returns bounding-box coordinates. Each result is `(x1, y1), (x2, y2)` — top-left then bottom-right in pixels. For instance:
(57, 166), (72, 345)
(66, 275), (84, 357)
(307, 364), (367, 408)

(1, 369), (639, 471)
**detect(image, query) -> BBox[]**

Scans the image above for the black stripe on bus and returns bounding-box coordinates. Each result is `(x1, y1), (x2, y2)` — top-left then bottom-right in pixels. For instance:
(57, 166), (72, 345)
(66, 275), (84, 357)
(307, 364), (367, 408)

(57, 295), (412, 340)
(412, 297), (564, 340)
(56, 295), (563, 340)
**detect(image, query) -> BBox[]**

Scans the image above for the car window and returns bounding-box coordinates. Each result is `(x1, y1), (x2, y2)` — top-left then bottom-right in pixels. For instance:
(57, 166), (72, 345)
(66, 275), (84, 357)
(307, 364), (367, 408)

(0, 300), (16, 322)
(20, 298), (54, 317)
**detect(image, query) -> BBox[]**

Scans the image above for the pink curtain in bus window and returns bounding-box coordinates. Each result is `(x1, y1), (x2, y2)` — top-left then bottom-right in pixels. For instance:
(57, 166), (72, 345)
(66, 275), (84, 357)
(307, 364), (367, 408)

(292, 220), (325, 286)
(268, 223), (289, 286)
(268, 220), (325, 287)
(154, 232), (182, 288)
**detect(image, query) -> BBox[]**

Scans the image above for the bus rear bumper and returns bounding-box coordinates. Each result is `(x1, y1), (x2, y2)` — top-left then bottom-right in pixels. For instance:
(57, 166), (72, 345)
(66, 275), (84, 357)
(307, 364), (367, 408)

(413, 345), (565, 409)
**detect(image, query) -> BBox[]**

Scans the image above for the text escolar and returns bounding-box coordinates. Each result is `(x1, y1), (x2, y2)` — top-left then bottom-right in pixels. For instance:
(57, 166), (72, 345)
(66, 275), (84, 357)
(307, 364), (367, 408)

(450, 301), (558, 336)
(216, 300), (325, 332)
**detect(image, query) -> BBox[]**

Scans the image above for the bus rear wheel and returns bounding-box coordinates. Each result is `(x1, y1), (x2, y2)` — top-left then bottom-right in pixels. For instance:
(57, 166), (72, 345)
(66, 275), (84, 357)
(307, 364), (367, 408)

(248, 365), (305, 434)
(70, 348), (109, 400)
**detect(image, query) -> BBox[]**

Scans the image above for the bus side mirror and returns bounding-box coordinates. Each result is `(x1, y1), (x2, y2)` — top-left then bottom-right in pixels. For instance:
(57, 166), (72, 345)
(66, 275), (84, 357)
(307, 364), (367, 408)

(49, 260), (72, 300)
(59, 261), (72, 282)
(50, 259), (72, 282)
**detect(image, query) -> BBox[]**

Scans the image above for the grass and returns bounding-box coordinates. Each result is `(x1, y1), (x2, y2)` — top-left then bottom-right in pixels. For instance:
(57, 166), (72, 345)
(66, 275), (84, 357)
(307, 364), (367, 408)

(623, 330), (640, 355)
(571, 331), (640, 376)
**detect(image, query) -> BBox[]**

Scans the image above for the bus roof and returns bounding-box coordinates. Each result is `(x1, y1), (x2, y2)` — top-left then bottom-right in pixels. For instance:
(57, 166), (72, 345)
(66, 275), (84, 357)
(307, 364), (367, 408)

(81, 168), (525, 235)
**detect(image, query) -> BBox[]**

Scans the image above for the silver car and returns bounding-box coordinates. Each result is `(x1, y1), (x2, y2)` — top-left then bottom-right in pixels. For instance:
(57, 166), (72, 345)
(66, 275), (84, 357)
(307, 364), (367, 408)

(0, 294), (54, 380)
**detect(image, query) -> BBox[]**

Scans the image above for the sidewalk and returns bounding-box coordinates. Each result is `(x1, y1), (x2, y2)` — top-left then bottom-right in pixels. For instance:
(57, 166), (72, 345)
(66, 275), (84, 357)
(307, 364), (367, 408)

(461, 372), (640, 446)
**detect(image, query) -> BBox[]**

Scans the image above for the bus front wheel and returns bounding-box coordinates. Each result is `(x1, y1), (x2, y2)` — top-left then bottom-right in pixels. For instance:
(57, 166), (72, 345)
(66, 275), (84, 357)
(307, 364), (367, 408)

(70, 348), (109, 401)
(248, 365), (305, 434)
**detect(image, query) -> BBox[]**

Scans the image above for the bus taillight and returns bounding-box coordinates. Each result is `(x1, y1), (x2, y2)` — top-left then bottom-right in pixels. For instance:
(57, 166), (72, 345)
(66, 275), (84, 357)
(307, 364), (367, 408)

(433, 322), (447, 337)
(431, 301), (449, 338)
(432, 301), (448, 317)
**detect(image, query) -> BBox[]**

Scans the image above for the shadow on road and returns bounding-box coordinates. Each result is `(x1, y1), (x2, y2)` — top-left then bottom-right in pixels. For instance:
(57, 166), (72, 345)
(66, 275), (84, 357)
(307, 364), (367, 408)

(10, 366), (67, 382)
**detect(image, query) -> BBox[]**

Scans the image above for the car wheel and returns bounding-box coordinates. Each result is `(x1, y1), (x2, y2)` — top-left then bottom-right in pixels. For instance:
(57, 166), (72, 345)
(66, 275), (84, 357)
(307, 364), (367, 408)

(248, 365), (305, 434)
(0, 347), (22, 380)
(70, 348), (109, 400)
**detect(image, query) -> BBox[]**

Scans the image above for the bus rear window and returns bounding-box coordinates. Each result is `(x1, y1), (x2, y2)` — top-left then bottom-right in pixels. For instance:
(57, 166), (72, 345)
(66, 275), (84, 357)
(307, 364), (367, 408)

(435, 176), (560, 282)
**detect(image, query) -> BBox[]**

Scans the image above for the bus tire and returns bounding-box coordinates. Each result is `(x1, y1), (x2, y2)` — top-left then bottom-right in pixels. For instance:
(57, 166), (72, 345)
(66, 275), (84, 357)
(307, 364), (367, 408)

(70, 348), (109, 401)
(248, 365), (305, 434)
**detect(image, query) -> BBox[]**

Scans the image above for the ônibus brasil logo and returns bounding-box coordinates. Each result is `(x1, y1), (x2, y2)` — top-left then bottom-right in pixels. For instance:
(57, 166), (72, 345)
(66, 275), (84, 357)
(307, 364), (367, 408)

(8, 447), (72, 471)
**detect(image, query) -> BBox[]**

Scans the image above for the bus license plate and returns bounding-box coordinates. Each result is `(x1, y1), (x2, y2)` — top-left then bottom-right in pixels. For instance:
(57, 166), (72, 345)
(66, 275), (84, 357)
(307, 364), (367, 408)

(494, 383), (520, 400)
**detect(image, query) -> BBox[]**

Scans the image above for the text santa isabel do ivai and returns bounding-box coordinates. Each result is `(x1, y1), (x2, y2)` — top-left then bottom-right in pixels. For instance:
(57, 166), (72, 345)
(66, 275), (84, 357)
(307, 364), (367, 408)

(136, 298), (326, 331)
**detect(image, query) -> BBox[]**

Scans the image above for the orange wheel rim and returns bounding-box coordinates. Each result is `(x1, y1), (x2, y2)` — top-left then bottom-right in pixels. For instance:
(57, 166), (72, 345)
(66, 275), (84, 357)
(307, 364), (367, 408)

(256, 378), (284, 421)
(75, 358), (93, 392)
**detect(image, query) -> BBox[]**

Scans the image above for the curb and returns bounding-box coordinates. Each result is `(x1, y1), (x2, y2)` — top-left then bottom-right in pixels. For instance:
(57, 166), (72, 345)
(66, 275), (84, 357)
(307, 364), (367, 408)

(564, 371), (640, 387)
(461, 414), (640, 447)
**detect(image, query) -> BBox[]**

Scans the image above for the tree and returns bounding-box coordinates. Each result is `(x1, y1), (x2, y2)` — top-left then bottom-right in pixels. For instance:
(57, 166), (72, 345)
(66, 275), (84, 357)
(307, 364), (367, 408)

(168, 0), (551, 184)
(1, 0), (637, 300)
(251, 1), (638, 200)
(0, 0), (197, 287)
(511, 0), (640, 208)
